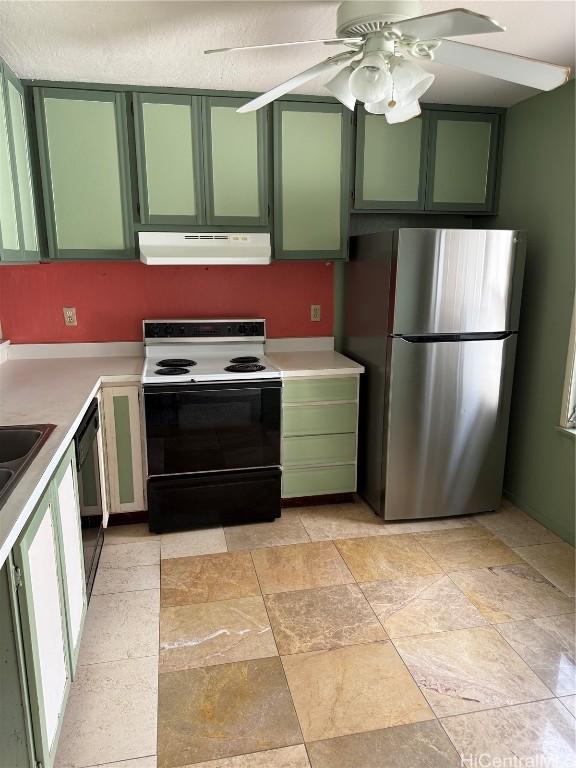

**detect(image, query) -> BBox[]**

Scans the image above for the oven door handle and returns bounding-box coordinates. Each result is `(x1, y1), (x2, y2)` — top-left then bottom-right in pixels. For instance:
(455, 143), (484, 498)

(143, 380), (282, 395)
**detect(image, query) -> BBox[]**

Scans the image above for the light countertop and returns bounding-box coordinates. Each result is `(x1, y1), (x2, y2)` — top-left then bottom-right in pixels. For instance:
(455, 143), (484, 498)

(0, 356), (143, 567)
(268, 350), (364, 378)
(0, 347), (362, 567)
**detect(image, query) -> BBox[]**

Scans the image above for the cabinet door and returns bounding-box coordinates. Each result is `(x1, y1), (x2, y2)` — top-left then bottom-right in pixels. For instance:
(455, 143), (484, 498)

(0, 60), (39, 263)
(0, 64), (19, 260)
(5, 70), (39, 260)
(273, 101), (350, 260)
(13, 487), (70, 768)
(134, 93), (204, 225)
(34, 87), (134, 259)
(52, 442), (86, 675)
(102, 385), (145, 514)
(425, 110), (501, 212)
(354, 108), (427, 210)
(203, 96), (268, 226)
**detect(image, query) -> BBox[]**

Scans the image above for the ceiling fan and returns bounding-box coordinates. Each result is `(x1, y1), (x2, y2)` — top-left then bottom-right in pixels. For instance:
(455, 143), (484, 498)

(204, 1), (571, 124)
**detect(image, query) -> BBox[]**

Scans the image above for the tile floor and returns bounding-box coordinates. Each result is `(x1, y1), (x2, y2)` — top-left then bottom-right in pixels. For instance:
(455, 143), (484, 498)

(54, 500), (576, 768)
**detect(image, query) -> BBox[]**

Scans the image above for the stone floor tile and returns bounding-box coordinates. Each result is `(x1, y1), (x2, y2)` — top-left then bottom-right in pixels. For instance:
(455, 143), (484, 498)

(394, 625), (553, 717)
(265, 583), (386, 654)
(160, 596), (276, 671)
(282, 641), (433, 741)
(79, 589), (159, 665)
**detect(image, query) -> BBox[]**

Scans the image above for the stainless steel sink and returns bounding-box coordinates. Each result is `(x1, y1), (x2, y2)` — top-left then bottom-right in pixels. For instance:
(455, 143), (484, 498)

(0, 428), (46, 464)
(0, 425), (55, 509)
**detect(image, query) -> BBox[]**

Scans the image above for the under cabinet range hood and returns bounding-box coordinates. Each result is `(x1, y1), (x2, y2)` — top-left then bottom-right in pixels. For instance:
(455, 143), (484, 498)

(138, 232), (271, 265)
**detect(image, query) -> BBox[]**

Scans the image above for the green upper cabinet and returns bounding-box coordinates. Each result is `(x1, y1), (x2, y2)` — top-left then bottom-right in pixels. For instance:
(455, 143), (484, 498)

(273, 101), (351, 260)
(34, 87), (134, 260)
(354, 106), (503, 214)
(425, 110), (502, 212)
(133, 93), (268, 227)
(134, 93), (204, 225)
(354, 108), (427, 210)
(0, 59), (39, 263)
(203, 96), (268, 226)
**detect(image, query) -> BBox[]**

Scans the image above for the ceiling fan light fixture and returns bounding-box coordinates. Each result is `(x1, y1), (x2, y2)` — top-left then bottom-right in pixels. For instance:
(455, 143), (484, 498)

(390, 56), (435, 102)
(386, 99), (422, 124)
(325, 66), (356, 111)
(348, 52), (392, 103)
(364, 97), (421, 124)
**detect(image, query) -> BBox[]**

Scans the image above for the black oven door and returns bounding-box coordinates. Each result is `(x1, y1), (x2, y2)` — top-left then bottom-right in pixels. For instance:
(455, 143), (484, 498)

(144, 380), (281, 476)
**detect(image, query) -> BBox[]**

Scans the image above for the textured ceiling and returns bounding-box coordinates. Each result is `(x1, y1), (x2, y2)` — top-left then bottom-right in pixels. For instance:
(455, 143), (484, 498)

(0, 1), (574, 106)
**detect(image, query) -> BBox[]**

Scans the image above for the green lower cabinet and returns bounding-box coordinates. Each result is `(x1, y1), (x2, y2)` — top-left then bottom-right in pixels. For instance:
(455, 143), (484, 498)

(283, 434), (357, 467)
(7, 441), (86, 767)
(282, 465), (357, 498)
(273, 101), (351, 260)
(283, 402), (357, 437)
(0, 557), (35, 768)
(34, 87), (134, 260)
(102, 385), (145, 514)
(51, 442), (87, 674)
(281, 374), (359, 498)
(12, 488), (71, 767)
(283, 376), (358, 404)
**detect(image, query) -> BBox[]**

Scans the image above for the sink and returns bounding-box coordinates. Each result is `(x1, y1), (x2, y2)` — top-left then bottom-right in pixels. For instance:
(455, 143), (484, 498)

(0, 468), (14, 493)
(0, 424), (55, 509)
(0, 428), (45, 464)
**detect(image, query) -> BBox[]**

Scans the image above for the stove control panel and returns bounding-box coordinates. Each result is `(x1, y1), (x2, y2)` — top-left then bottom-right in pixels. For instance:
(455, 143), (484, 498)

(144, 319), (266, 341)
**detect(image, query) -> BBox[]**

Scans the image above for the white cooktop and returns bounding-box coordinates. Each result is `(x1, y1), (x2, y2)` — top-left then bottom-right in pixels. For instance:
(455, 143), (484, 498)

(142, 344), (281, 385)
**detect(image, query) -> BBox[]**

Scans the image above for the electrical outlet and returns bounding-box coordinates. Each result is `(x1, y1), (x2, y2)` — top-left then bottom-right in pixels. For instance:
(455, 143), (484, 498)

(311, 304), (321, 322)
(63, 307), (77, 327)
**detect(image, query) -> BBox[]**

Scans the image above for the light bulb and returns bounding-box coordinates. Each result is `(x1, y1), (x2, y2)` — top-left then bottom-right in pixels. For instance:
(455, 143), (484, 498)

(389, 56), (434, 103)
(348, 53), (392, 104)
(325, 66), (356, 111)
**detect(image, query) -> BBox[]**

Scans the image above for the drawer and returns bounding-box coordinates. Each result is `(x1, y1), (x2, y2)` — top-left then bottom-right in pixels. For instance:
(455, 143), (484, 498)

(283, 376), (358, 404)
(282, 402), (357, 437)
(282, 464), (356, 497)
(282, 434), (357, 467)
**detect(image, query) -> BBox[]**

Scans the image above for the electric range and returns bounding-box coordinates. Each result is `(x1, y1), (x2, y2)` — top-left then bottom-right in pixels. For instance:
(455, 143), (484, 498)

(142, 319), (282, 532)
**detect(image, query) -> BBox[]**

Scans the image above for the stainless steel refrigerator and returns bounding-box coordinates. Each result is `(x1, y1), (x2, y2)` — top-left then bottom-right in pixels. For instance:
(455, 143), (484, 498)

(344, 228), (526, 520)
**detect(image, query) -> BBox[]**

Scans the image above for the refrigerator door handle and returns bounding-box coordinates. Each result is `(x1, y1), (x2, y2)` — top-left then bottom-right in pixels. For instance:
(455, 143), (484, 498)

(397, 332), (515, 344)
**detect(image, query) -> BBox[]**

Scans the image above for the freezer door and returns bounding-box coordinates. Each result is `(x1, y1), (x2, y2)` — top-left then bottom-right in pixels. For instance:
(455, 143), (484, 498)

(392, 229), (525, 335)
(383, 335), (517, 520)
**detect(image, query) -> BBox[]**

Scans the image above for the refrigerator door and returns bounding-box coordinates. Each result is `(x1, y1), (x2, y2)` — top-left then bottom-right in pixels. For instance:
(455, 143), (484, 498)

(383, 335), (517, 520)
(392, 229), (525, 335)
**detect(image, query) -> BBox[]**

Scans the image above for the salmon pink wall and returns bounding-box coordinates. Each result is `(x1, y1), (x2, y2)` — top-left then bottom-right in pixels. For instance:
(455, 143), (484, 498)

(0, 261), (334, 343)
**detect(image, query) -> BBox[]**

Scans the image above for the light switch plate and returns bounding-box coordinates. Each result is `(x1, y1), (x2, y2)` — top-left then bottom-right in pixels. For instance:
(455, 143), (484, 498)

(63, 307), (77, 326)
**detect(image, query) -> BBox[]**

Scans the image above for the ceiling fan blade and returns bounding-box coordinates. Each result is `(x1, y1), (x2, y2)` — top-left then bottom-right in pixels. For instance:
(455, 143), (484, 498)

(393, 9), (504, 39)
(433, 40), (571, 91)
(236, 52), (358, 113)
(205, 38), (364, 54)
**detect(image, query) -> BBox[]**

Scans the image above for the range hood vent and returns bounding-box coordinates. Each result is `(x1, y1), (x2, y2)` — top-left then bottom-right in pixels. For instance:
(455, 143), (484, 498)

(139, 232), (271, 265)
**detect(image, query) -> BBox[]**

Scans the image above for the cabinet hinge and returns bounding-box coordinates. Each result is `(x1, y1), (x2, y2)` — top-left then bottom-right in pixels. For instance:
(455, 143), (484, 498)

(13, 565), (23, 589)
